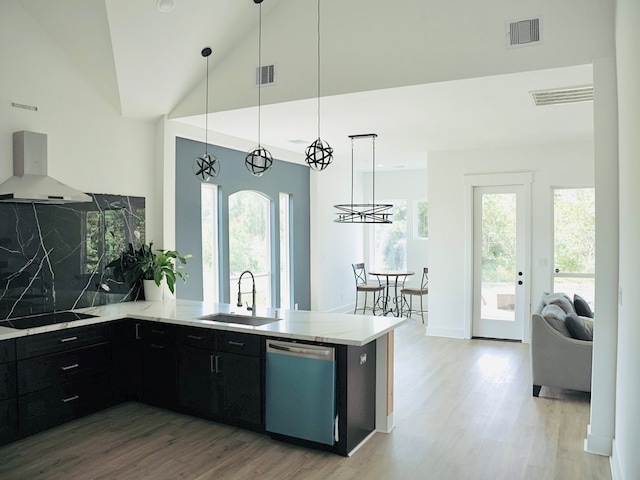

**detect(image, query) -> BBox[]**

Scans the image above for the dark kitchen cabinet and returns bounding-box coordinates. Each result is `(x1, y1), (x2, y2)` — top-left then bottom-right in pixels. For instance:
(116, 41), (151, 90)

(141, 322), (177, 410)
(15, 324), (113, 437)
(0, 339), (17, 446)
(177, 327), (262, 428)
(335, 341), (377, 456)
(112, 319), (143, 402)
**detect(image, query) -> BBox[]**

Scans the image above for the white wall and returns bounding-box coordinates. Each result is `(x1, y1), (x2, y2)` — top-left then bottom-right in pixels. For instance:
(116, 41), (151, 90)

(611, 1), (640, 478)
(310, 147), (366, 313)
(0, 0), (157, 239)
(428, 141), (594, 339)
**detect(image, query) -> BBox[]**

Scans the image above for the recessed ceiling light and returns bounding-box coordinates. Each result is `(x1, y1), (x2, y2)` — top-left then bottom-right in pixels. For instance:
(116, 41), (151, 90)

(156, 0), (176, 13)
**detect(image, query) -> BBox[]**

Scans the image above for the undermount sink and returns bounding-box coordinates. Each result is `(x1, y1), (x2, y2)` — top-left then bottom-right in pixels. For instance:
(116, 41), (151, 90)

(197, 312), (279, 327)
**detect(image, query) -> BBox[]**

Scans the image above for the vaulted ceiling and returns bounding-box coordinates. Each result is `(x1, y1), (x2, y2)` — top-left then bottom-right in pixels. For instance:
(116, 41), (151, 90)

(16, 0), (609, 169)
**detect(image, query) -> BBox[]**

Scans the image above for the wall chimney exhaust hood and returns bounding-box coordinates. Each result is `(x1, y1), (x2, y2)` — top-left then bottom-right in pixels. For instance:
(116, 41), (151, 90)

(0, 131), (91, 204)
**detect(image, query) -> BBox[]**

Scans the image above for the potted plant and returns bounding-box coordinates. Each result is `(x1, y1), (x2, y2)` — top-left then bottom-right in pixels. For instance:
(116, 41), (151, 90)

(107, 242), (191, 301)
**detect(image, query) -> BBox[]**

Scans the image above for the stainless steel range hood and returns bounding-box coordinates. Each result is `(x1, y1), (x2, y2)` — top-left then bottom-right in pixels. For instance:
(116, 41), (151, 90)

(0, 131), (92, 204)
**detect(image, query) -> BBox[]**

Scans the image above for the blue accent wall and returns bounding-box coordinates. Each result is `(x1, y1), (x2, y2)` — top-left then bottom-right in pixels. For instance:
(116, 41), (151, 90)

(175, 137), (311, 309)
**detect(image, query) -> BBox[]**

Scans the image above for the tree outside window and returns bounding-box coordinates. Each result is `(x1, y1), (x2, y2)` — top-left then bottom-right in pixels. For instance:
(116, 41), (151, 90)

(415, 200), (428, 239)
(372, 200), (407, 271)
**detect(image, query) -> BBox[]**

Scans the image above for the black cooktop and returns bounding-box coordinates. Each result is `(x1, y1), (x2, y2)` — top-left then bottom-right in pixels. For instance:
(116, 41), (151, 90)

(0, 311), (98, 330)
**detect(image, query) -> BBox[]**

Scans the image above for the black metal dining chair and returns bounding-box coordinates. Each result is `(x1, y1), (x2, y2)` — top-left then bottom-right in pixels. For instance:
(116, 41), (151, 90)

(400, 267), (429, 322)
(351, 263), (385, 315)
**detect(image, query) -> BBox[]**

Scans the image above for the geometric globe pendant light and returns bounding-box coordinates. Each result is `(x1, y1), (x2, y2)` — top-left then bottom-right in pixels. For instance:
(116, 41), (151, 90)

(305, 0), (333, 171)
(193, 46), (220, 182)
(245, 0), (273, 177)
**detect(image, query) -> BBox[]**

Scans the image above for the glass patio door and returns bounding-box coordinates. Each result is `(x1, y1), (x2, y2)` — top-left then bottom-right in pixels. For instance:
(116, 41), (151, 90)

(472, 185), (525, 340)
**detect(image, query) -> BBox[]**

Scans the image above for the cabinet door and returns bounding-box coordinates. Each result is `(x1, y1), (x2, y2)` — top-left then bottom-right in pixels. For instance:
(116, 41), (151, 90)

(142, 341), (177, 410)
(0, 398), (17, 446)
(219, 352), (261, 425)
(17, 343), (111, 395)
(178, 346), (219, 416)
(0, 363), (16, 402)
(111, 319), (143, 401)
(18, 372), (112, 437)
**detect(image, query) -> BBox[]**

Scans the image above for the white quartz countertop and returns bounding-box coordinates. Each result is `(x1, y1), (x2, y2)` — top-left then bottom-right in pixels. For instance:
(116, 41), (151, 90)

(0, 300), (407, 346)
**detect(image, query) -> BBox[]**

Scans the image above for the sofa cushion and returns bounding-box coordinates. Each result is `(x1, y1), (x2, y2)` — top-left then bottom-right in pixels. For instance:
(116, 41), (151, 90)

(573, 294), (594, 318)
(541, 304), (571, 337)
(544, 292), (575, 314)
(566, 312), (594, 341)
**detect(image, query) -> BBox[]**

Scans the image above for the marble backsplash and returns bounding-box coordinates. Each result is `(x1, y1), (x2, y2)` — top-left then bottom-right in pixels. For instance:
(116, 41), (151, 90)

(0, 194), (145, 320)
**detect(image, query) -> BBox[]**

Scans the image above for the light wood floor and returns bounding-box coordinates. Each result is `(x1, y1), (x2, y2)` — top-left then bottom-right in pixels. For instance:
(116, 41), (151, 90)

(0, 320), (611, 480)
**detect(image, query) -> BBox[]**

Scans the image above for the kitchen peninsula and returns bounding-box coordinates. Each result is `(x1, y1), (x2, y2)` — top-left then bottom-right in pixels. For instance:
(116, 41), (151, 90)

(0, 300), (406, 456)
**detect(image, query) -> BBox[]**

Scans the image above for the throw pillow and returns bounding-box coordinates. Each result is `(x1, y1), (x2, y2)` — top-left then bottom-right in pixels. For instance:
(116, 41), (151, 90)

(565, 312), (594, 341)
(544, 292), (575, 314)
(574, 294), (594, 318)
(541, 304), (571, 337)
(581, 316), (594, 336)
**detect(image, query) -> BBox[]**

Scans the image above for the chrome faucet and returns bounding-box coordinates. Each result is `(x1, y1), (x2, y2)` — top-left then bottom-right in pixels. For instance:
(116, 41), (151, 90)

(237, 270), (256, 312)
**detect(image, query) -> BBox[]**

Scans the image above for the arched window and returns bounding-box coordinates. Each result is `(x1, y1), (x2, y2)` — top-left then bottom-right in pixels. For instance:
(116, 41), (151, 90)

(228, 190), (272, 308)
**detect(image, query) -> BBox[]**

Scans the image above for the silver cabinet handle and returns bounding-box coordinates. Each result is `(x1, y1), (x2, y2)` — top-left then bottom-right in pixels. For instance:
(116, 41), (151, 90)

(188, 335), (205, 340)
(61, 363), (79, 371)
(60, 336), (78, 343)
(62, 395), (79, 403)
(135, 323), (141, 340)
(150, 329), (167, 335)
(215, 355), (220, 374)
(149, 344), (165, 349)
(228, 341), (245, 347)
(210, 354), (214, 373)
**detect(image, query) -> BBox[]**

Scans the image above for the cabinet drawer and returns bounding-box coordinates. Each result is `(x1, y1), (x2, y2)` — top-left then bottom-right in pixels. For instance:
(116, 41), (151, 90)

(17, 343), (112, 395)
(0, 339), (16, 364)
(16, 324), (111, 360)
(18, 371), (112, 437)
(218, 332), (261, 357)
(142, 322), (176, 344)
(0, 362), (17, 401)
(177, 326), (217, 349)
(0, 398), (17, 446)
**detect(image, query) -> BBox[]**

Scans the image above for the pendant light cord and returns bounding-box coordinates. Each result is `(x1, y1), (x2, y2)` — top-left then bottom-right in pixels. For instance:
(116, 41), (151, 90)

(372, 136), (376, 206)
(205, 54), (209, 155)
(316, 0), (321, 139)
(350, 137), (354, 207)
(257, 2), (263, 148)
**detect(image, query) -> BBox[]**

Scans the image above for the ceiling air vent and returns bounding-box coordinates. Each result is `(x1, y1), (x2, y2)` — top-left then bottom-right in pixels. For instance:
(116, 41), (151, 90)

(255, 64), (275, 86)
(530, 85), (594, 106)
(506, 17), (542, 49)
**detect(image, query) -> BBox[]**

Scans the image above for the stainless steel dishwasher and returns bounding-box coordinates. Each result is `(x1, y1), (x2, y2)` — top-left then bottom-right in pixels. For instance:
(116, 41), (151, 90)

(265, 339), (337, 446)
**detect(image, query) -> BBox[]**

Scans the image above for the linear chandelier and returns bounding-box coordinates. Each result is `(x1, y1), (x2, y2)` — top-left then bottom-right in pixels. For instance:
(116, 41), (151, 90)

(334, 133), (393, 224)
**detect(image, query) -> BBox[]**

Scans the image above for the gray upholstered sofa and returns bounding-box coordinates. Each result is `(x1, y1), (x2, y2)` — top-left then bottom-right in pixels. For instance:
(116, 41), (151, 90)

(530, 292), (594, 397)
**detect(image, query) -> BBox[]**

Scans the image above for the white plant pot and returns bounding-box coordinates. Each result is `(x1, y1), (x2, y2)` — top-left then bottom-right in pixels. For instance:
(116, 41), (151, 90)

(143, 279), (163, 301)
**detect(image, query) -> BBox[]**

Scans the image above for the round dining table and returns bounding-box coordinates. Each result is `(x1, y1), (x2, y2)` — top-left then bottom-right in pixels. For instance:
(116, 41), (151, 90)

(369, 270), (414, 316)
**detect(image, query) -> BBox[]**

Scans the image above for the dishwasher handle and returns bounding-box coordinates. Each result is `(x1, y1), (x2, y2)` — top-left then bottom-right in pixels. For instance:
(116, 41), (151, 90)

(267, 340), (334, 360)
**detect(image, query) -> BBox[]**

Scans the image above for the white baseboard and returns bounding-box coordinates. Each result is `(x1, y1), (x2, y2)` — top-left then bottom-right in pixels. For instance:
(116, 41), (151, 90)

(584, 424), (613, 456)
(425, 325), (466, 338)
(610, 439), (622, 480)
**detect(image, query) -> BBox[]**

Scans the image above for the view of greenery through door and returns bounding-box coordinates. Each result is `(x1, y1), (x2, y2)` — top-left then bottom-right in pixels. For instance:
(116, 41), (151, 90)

(229, 191), (271, 308)
(553, 187), (595, 308)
